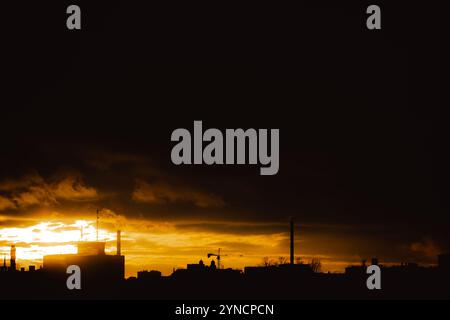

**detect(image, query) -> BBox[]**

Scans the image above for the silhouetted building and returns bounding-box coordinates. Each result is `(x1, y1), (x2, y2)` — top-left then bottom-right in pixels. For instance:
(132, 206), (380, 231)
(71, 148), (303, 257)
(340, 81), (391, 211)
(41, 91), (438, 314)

(173, 259), (241, 279)
(137, 270), (161, 281)
(346, 257), (381, 276)
(76, 241), (106, 255)
(245, 263), (313, 277)
(43, 241), (125, 288)
(345, 259), (368, 277)
(187, 260), (207, 271)
(345, 265), (366, 276)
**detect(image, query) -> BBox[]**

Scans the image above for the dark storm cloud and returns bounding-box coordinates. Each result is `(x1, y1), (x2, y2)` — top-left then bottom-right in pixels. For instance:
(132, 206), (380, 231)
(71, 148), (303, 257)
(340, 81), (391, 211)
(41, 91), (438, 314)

(132, 179), (224, 208)
(85, 150), (151, 172)
(174, 222), (288, 235)
(0, 171), (98, 211)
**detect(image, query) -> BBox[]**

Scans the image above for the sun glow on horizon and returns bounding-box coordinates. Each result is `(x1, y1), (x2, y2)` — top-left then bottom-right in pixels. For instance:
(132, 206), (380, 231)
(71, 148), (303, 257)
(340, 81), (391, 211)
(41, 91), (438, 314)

(0, 220), (116, 263)
(0, 217), (359, 277)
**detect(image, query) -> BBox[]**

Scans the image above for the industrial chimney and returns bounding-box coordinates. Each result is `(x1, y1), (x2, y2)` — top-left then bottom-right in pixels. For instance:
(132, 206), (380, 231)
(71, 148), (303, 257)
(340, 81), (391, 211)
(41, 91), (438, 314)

(117, 230), (121, 256)
(10, 244), (16, 271)
(290, 217), (294, 265)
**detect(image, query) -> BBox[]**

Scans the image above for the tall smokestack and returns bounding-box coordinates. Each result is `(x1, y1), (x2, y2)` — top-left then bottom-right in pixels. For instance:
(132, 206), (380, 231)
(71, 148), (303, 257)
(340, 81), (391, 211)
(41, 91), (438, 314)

(10, 244), (16, 271)
(290, 217), (294, 265)
(117, 230), (121, 256)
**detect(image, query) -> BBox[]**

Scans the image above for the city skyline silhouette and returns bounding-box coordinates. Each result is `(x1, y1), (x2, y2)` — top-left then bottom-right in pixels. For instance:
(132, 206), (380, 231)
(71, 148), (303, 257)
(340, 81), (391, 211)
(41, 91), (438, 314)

(1, 217), (450, 299)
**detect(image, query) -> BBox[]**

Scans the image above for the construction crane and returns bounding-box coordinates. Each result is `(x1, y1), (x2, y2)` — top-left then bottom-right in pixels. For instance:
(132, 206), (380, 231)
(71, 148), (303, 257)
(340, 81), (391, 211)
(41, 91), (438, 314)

(207, 248), (228, 269)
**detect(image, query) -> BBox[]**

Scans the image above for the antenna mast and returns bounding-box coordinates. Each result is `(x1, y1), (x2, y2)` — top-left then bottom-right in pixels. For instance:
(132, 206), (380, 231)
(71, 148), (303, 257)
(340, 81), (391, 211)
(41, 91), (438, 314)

(96, 209), (99, 241)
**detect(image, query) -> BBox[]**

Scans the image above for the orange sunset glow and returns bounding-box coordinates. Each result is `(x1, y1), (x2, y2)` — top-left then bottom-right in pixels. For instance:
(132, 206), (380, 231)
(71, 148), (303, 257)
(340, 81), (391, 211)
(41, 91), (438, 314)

(0, 214), (370, 278)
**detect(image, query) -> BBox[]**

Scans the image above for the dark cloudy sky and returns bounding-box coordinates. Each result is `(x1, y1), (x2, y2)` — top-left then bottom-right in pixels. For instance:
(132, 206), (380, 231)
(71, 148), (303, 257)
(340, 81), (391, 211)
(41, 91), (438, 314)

(2, 2), (442, 276)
